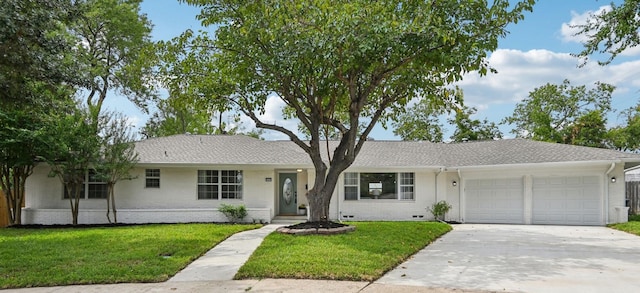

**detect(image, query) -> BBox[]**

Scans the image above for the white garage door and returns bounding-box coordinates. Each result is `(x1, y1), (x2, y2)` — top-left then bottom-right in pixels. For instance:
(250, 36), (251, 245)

(532, 176), (602, 226)
(465, 178), (524, 224)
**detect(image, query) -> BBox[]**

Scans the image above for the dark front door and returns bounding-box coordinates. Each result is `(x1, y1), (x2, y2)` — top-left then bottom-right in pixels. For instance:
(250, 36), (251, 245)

(279, 173), (297, 215)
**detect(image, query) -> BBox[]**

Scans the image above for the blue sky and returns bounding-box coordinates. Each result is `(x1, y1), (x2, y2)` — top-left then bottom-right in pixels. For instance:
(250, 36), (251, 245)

(108, 0), (638, 140)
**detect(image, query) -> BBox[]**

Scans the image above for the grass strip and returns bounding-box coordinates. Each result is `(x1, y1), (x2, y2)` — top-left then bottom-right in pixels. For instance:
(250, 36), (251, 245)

(235, 221), (451, 281)
(610, 214), (640, 236)
(0, 223), (260, 289)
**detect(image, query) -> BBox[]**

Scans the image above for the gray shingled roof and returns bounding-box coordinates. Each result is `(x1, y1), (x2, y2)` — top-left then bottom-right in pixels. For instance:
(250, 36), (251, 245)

(134, 135), (640, 168)
(135, 134), (309, 165)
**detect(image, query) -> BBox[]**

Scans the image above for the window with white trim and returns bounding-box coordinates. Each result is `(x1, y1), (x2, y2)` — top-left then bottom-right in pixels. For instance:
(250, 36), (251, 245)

(63, 170), (108, 199)
(197, 170), (243, 200)
(145, 169), (160, 188)
(343, 172), (415, 200)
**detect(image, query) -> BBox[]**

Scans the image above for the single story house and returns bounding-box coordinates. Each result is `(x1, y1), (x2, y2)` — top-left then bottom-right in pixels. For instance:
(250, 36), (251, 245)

(23, 134), (640, 226)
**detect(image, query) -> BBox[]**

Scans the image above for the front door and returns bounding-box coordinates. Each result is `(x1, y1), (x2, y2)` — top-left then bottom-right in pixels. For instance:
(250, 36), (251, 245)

(279, 173), (298, 215)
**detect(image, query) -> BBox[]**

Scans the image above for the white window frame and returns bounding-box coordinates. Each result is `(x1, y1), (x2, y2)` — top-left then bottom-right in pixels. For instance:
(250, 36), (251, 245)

(343, 172), (415, 201)
(197, 170), (243, 200)
(145, 169), (160, 188)
(62, 170), (108, 200)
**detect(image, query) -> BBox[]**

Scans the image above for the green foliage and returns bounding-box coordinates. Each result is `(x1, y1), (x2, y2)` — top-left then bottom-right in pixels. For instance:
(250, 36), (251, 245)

(236, 222), (451, 281)
(503, 79), (614, 146)
(218, 204), (248, 223)
(429, 200), (452, 221)
(43, 108), (102, 225)
(0, 0), (79, 105)
(449, 105), (503, 142)
(73, 0), (157, 118)
(573, 0), (640, 65)
(0, 224), (260, 289)
(177, 0), (535, 221)
(607, 104), (640, 152)
(95, 112), (139, 223)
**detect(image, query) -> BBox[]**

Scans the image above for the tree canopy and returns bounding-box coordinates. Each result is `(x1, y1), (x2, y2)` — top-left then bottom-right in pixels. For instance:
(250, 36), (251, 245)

(574, 0), (640, 65)
(176, 0), (535, 221)
(503, 79), (614, 146)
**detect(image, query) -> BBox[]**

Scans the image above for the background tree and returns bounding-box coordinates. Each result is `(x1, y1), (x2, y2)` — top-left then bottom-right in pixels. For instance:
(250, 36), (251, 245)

(0, 104), (54, 225)
(0, 0), (79, 225)
(96, 112), (139, 223)
(392, 98), (447, 142)
(449, 105), (503, 142)
(178, 0), (535, 222)
(564, 110), (609, 148)
(141, 97), (219, 138)
(607, 104), (640, 151)
(503, 79), (614, 145)
(574, 0), (640, 65)
(45, 108), (101, 225)
(73, 0), (157, 122)
(0, 0), (78, 104)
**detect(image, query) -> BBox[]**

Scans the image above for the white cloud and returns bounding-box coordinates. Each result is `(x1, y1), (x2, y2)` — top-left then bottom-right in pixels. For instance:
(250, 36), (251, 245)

(455, 48), (640, 128)
(560, 6), (611, 44)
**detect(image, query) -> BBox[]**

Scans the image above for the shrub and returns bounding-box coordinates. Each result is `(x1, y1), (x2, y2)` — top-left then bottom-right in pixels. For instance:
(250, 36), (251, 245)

(429, 200), (452, 221)
(219, 204), (248, 223)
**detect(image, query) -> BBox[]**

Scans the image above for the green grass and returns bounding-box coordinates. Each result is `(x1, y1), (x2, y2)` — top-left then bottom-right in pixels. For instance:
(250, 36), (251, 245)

(235, 221), (451, 281)
(0, 223), (260, 289)
(610, 214), (640, 236)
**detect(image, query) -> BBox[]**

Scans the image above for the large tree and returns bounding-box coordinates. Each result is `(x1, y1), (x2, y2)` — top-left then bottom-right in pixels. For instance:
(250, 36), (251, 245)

(0, 0), (80, 225)
(73, 0), (156, 121)
(179, 0), (535, 222)
(503, 79), (614, 145)
(573, 0), (640, 65)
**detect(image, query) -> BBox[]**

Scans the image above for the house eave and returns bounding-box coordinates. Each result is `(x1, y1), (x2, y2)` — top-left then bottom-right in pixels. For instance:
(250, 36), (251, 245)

(446, 159), (625, 171)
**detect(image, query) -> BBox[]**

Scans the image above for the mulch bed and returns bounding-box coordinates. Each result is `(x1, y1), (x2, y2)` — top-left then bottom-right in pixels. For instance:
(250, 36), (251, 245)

(277, 221), (356, 235)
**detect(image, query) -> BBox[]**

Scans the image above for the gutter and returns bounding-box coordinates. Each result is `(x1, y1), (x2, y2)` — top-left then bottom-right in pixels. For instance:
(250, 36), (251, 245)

(605, 162), (616, 224)
(458, 169), (463, 223)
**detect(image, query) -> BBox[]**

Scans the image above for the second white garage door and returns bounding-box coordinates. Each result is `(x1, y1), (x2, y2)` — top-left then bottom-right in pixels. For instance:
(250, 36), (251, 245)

(532, 176), (602, 226)
(465, 178), (524, 224)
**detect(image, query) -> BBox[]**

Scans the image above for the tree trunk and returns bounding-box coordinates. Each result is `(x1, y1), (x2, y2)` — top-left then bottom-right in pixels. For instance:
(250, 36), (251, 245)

(106, 191), (112, 223)
(0, 165), (31, 225)
(110, 183), (117, 224)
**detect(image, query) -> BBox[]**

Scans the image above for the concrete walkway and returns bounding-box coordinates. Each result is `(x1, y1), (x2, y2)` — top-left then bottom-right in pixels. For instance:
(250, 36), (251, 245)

(168, 224), (283, 282)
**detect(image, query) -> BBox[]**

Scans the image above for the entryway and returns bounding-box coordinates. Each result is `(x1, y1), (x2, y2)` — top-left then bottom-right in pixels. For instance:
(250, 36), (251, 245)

(278, 172), (298, 216)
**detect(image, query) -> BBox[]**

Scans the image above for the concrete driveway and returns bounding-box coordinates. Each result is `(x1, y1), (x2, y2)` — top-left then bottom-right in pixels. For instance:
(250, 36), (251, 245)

(376, 224), (640, 292)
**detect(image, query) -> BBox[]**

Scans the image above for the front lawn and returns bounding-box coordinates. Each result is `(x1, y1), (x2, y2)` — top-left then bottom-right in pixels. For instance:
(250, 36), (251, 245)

(235, 221), (451, 281)
(610, 214), (640, 236)
(0, 223), (260, 289)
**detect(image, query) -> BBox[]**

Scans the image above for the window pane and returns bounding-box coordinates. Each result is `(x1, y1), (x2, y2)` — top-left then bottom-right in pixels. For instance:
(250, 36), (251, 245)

(345, 186), (358, 200)
(221, 170), (239, 183)
(400, 172), (414, 185)
(360, 173), (397, 199)
(198, 170), (218, 184)
(146, 178), (160, 188)
(63, 184), (85, 199)
(344, 172), (358, 185)
(88, 183), (108, 199)
(145, 169), (160, 188)
(198, 185), (218, 199)
(145, 169), (160, 177)
(221, 184), (242, 199)
(400, 186), (414, 200)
